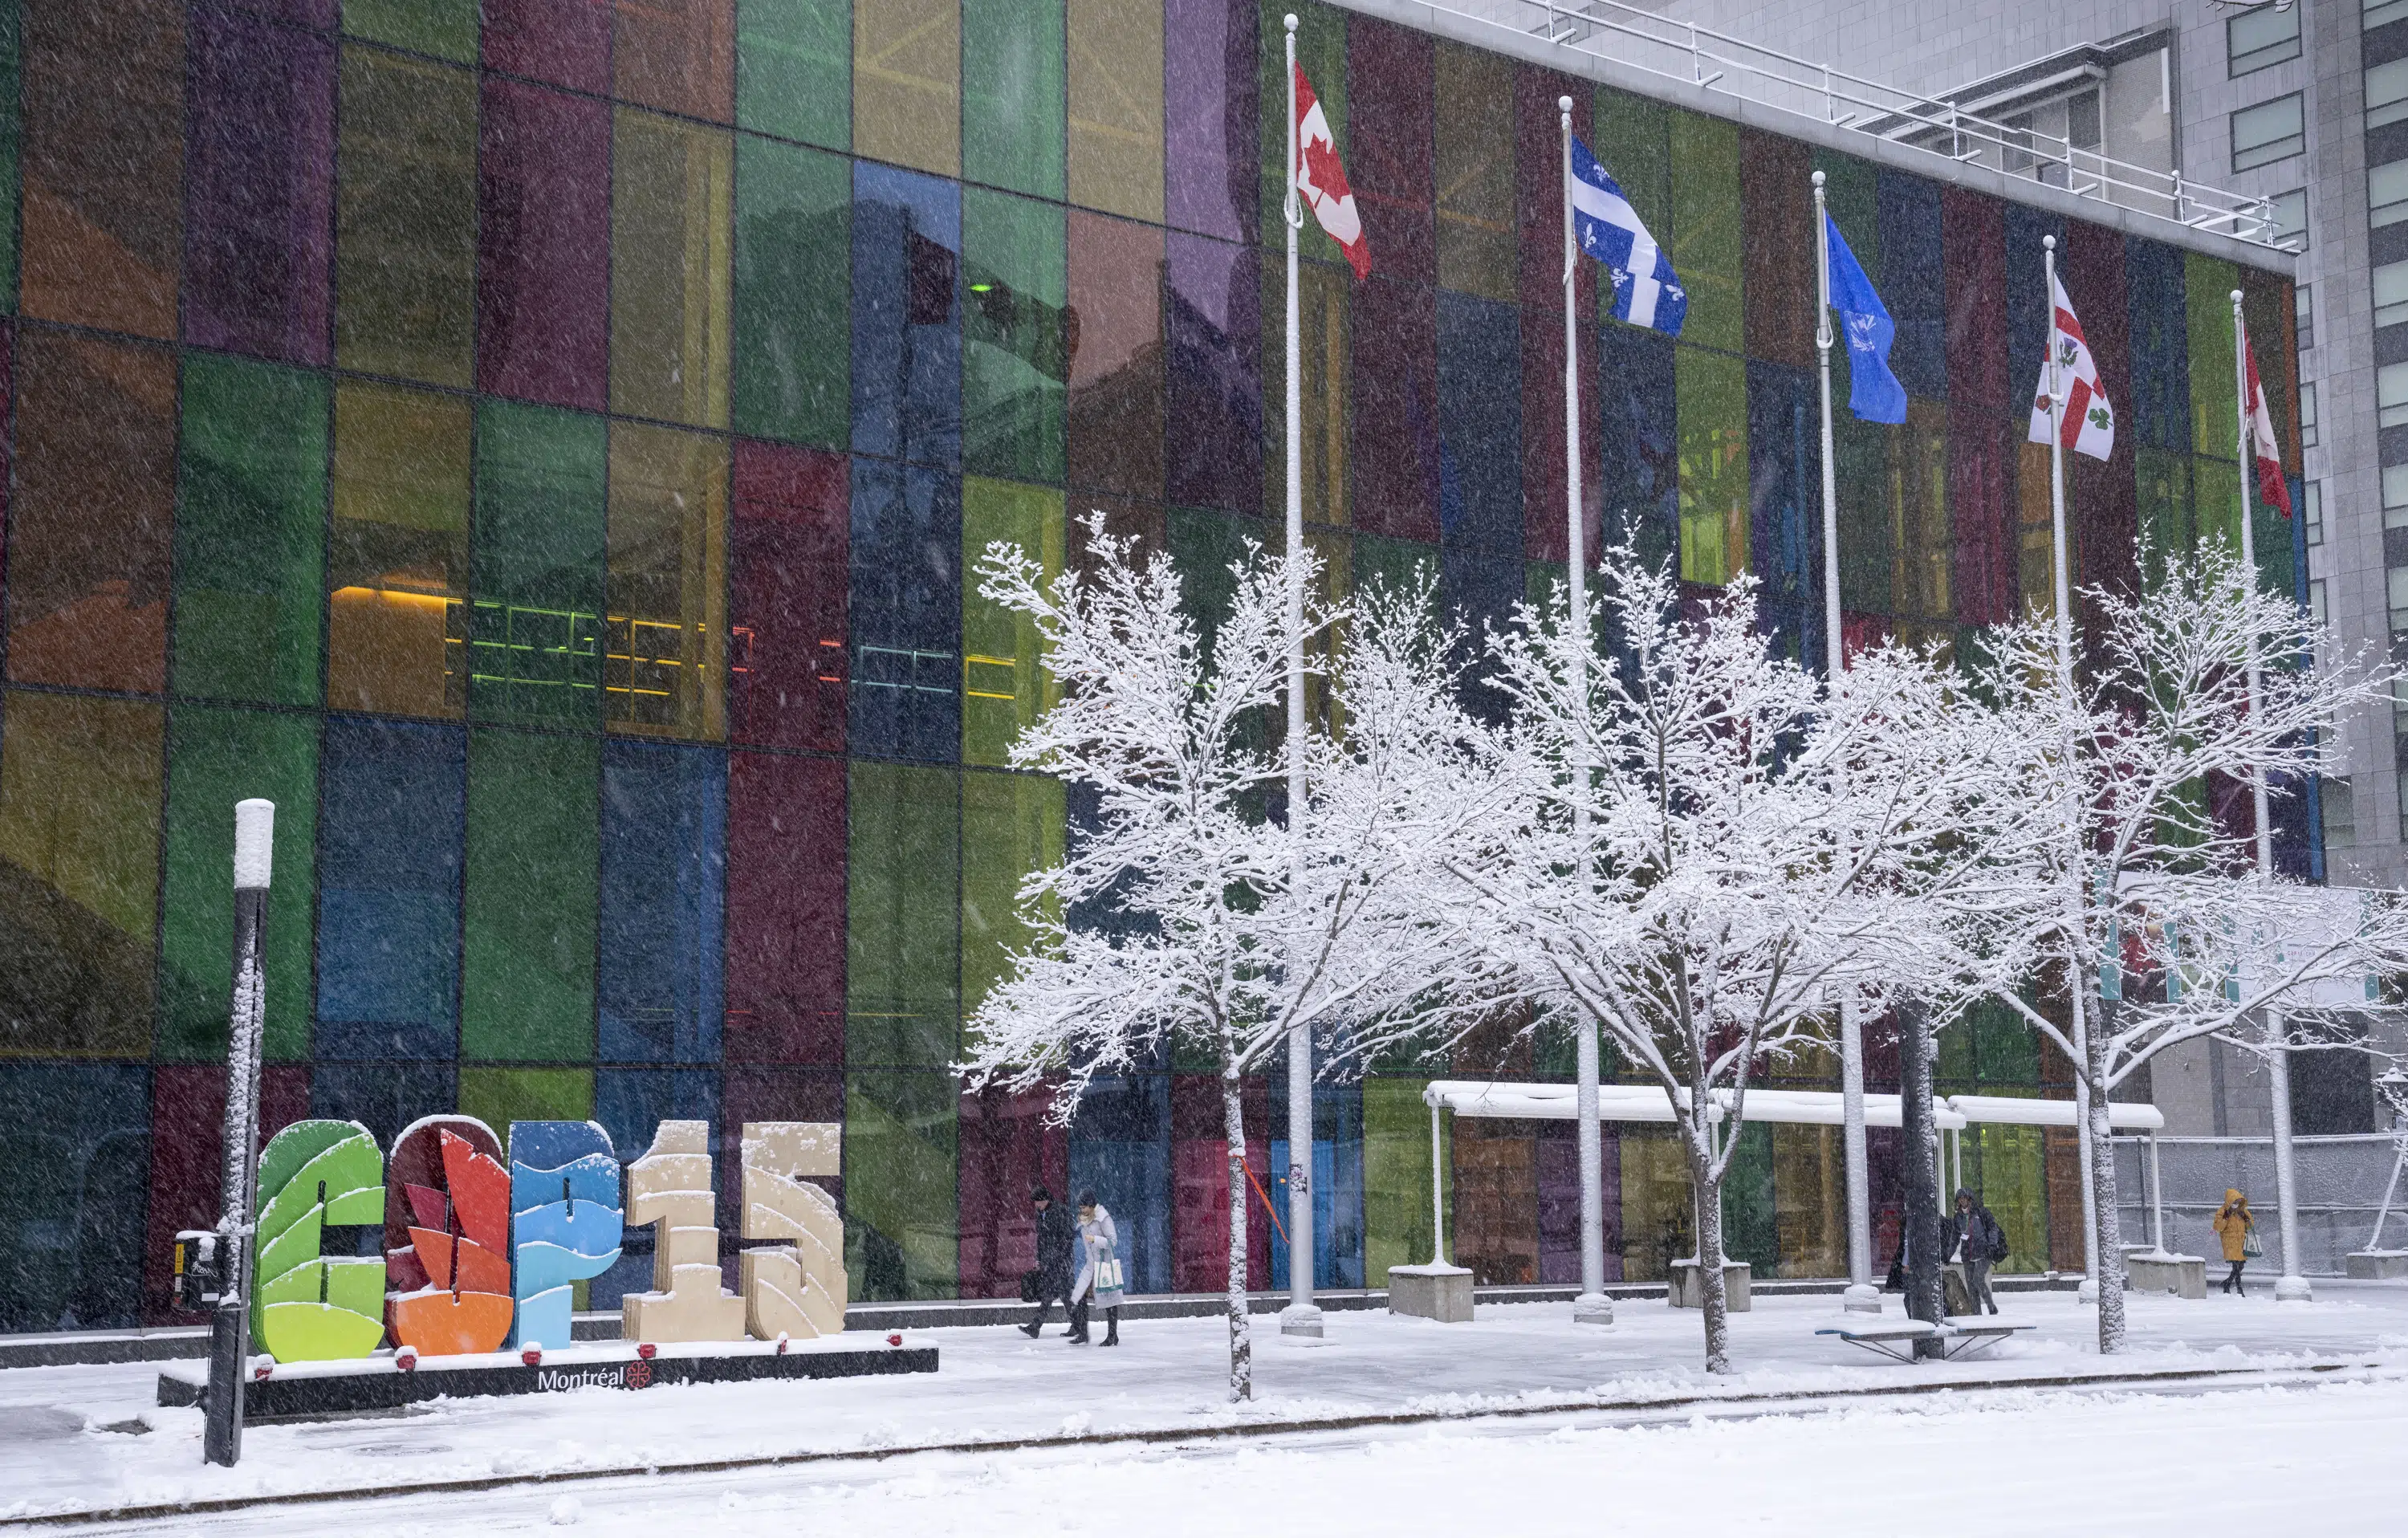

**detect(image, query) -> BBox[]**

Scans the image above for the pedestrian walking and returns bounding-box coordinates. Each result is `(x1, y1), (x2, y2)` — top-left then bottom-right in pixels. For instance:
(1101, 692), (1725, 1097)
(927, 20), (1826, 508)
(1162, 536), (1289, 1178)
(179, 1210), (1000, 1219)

(1942, 1188), (2007, 1316)
(2213, 1189), (2259, 1296)
(1019, 1186), (1079, 1337)
(1068, 1191), (1126, 1346)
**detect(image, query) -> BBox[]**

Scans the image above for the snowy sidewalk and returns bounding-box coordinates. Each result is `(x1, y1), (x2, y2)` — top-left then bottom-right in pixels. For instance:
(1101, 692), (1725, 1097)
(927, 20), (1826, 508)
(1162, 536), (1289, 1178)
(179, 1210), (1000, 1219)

(6, 1283), (2407, 1523)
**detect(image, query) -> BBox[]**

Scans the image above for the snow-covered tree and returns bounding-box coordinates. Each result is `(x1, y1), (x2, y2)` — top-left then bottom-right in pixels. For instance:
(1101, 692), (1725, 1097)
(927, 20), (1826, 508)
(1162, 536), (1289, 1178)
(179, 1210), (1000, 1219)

(958, 523), (1505, 1402)
(1950, 543), (2408, 1353)
(1450, 547), (2011, 1372)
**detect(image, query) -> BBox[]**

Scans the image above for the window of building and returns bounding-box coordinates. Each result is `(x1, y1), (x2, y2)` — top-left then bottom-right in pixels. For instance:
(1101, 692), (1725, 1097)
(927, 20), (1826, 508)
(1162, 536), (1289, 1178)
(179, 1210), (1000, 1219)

(2233, 94), (2306, 171)
(2310, 576), (2329, 628)
(2322, 775), (2353, 848)
(2268, 187), (2308, 249)
(2065, 90), (2101, 153)
(2386, 463), (2408, 526)
(2297, 283), (2315, 350)
(2305, 478), (2324, 546)
(2382, 363), (2408, 428)
(2300, 380), (2319, 446)
(2376, 0), (2408, 34)
(2373, 58), (2408, 132)
(2382, 262), (2408, 331)
(2230, 4), (2302, 76)
(2373, 161), (2408, 226)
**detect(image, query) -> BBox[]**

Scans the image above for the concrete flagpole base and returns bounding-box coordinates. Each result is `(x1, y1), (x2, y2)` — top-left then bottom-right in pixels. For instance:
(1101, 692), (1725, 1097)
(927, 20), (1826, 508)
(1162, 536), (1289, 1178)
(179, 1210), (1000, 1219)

(1277, 1304), (1325, 1338)
(1841, 1282), (1882, 1316)
(2274, 1274), (2314, 1303)
(2077, 1278), (2101, 1304)
(1571, 1292), (1615, 1326)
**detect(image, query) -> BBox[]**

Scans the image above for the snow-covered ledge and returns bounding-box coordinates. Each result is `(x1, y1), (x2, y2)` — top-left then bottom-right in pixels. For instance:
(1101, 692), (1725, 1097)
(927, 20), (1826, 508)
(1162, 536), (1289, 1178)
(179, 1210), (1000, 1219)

(1387, 1265), (1474, 1323)
(2345, 1251), (2408, 1280)
(2125, 1251), (2207, 1300)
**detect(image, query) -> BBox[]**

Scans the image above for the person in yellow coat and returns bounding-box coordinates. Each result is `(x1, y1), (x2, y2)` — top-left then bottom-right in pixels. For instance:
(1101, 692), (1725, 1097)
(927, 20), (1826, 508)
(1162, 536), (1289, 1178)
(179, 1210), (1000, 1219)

(2211, 1189), (2256, 1296)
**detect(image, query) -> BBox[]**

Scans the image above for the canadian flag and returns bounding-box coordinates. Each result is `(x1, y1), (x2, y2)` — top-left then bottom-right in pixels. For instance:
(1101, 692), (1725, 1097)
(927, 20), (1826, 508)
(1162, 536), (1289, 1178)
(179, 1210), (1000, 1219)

(2242, 327), (2293, 516)
(2026, 272), (2115, 461)
(1294, 64), (1371, 280)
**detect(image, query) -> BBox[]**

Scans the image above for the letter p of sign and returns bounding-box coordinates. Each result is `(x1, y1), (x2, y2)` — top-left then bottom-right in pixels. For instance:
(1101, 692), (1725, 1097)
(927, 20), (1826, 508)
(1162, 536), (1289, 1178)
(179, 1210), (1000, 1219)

(738, 1123), (846, 1339)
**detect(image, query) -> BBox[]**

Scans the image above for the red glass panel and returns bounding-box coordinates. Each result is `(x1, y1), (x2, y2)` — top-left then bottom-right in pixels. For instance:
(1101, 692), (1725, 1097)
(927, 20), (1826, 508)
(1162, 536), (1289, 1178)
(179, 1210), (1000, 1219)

(724, 750), (844, 1064)
(957, 1083), (1070, 1300)
(1740, 130), (1815, 370)
(1346, 17), (1432, 288)
(477, 79), (610, 411)
(144, 1064), (309, 1323)
(2065, 219), (2136, 618)
(1514, 66), (1589, 315)
(1350, 275), (1438, 543)
(1169, 1073), (1270, 1293)
(1068, 212), (1166, 501)
(730, 441), (847, 751)
(1942, 187), (2008, 413)
(482, 0), (612, 96)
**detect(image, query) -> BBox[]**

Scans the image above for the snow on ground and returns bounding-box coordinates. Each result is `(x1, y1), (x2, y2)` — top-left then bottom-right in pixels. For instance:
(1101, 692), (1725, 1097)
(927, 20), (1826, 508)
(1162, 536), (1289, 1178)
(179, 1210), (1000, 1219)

(6, 1282), (2408, 1525)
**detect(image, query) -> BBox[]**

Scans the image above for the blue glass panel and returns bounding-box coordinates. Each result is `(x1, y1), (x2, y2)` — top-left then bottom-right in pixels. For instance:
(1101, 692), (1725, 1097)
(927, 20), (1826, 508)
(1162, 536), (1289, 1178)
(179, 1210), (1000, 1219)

(1165, 231), (1262, 512)
(0, 1064), (149, 1331)
(1441, 547), (1522, 725)
(590, 1065), (722, 1308)
(2125, 235), (2191, 454)
(1435, 288), (1520, 558)
(1267, 1082), (1365, 1290)
(1875, 170), (1946, 401)
(1747, 360), (1821, 670)
(1068, 1073), (1170, 1296)
(2004, 204), (2064, 414)
(1597, 323), (1678, 573)
(848, 458), (962, 761)
(850, 162), (962, 468)
(599, 741), (728, 1064)
(310, 1062), (458, 1153)
(315, 718), (465, 1059)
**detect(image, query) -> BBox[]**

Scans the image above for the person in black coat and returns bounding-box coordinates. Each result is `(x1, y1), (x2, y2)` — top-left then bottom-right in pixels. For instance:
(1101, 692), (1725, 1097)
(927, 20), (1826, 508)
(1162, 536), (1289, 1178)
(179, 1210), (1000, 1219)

(1020, 1186), (1080, 1337)
(1942, 1188), (2008, 1316)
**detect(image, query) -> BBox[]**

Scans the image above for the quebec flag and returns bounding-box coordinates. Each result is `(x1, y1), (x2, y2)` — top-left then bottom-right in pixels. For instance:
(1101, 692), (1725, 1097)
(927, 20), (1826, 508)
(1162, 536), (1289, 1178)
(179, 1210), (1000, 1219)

(1569, 135), (1686, 337)
(1822, 214), (1906, 424)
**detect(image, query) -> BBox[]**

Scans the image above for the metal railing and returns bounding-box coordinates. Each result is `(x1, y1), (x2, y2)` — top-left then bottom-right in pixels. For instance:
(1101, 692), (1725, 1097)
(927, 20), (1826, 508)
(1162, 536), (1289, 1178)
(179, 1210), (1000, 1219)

(1413, 0), (2286, 250)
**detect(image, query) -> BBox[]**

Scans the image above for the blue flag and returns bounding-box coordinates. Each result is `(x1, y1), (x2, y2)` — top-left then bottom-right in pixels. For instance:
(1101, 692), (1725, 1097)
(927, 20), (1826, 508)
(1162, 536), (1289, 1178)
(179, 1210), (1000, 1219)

(1569, 136), (1686, 337)
(1823, 214), (1906, 424)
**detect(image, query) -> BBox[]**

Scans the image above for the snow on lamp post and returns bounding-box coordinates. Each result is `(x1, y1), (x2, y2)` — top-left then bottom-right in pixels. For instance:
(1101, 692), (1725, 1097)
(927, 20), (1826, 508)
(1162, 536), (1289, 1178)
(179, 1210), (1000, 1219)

(204, 799), (275, 1467)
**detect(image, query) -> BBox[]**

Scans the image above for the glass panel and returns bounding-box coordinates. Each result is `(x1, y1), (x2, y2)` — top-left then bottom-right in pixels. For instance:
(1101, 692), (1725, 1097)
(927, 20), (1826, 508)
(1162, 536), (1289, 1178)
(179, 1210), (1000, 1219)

(1164, 0), (1255, 242)
(615, 0), (735, 123)
(344, 0), (477, 60)
(592, 1066), (720, 1300)
(2229, 2), (2301, 75)
(2370, 57), (2408, 131)
(850, 162), (962, 467)
(1892, 400), (1950, 624)
(963, 0), (1064, 201)
(0, 693), (161, 1058)
(149, 1063), (311, 1320)
(1068, 212), (1165, 499)
(477, 79), (611, 412)
(1432, 42), (1512, 303)
(329, 381), (471, 718)
(1165, 1074), (1252, 1288)
(725, 750), (845, 1064)
(961, 478), (1064, 767)
(958, 1084), (1068, 1298)
(336, 47), (476, 389)
(2124, 236), (2191, 455)
(7, 332), (174, 694)
(1876, 170), (1945, 401)
(853, 0), (959, 178)
(962, 189), (1068, 485)
(738, 0), (849, 149)
(848, 761), (959, 1068)
(1451, 1117), (1536, 1283)
(1346, 16), (1431, 287)
(1269, 1083), (1362, 1289)
(1834, 414), (1890, 619)
(459, 1067), (594, 1130)
(1165, 232), (1261, 513)
(1948, 411), (2018, 629)
(310, 1063), (455, 1153)
(173, 354), (327, 707)
(606, 421), (728, 740)
(1745, 359), (1818, 665)
(1739, 129), (1813, 370)
(2015, 437), (2054, 618)
(159, 706), (317, 1063)
(1942, 187), (2007, 413)
(0, 1064), (149, 1329)
(1434, 287), (1519, 556)
(1770, 1125), (1841, 1277)
(0, 6), (18, 310)
(1262, 258), (1350, 524)
(1616, 1128), (1690, 1282)
(2229, 94), (2304, 172)
(611, 109), (733, 429)
(471, 400), (608, 728)
(1349, 274), (1438, 542)
(462, 727), (600, 1063)
(599, 740), (726, 1063)
(482, 0), (612, 96)
(849, 459), (962, 761)
(960, 769), (1064, 1017)
(1513, 68), (1588, 315)
(185, 10), (334, 365)
(730, 441), (847, 751)
(314, 718), (463, 1060)
(2186, 250), (2241, 460)
(1667, 108), (1742, 356)
(1597, 323), (1678, 574)
(1965, 1122), (2048, 1271)
(1256, 0), (1342, 249)
(1592, 89), (1668, 325)
(22, 0), (182, 339)
(846, 1069), (958, 1300)
(1068, 0), (1163, 222)
(1676, 345), (1747, 586)
(733, 135), (849, 449)
(2136, 447), (2194, 592)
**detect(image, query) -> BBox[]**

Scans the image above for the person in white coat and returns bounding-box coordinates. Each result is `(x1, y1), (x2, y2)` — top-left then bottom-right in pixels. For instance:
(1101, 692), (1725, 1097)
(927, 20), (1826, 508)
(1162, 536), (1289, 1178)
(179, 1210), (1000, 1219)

(1068, 1191), (1125, 1346)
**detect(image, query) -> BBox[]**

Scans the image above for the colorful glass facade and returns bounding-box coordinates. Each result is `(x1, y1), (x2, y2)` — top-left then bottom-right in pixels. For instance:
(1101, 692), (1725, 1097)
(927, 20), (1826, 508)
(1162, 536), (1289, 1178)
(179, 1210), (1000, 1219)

(0, 0), (2305, 1332)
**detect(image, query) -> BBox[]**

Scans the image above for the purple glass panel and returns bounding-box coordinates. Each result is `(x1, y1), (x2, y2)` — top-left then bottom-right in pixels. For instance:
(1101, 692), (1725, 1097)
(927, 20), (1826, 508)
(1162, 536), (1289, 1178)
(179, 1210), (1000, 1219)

(1165, 232), (1261, 513)
(1942, 186), (2007, 412)
(482, 0), (612, 96)
(224, 0), (336, 25)
(1537, 1123), (1618, 1284)
(183, 9), (334, 365)
(1349, 275), (1438, 543)
(2065, 220), (2135, 616)
(1163, 0), (1255, 242)
(477, 79), (610, 412)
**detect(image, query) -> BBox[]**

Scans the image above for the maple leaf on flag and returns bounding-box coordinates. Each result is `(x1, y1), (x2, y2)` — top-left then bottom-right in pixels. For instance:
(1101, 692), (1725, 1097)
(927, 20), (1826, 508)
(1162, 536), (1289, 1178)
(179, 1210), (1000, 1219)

(1303, 137), (1349, 212)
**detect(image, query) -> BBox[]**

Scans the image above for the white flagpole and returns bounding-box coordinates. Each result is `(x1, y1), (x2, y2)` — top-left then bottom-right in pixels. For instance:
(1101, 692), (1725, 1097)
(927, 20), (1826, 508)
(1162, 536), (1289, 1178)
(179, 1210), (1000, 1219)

(2233, 288), (2312, 1303)
(1562, 98), (1612, 1328)
(1812, 172), (1877, 1315)
(2043, 234), (2101, 1303)
(1279, 12), (1320, 1340)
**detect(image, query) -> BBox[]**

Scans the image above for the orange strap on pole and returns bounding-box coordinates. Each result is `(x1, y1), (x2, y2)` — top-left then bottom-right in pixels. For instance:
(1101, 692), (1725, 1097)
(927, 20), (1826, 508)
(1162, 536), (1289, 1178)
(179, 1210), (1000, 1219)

(1242, 1159), (1290, 1245)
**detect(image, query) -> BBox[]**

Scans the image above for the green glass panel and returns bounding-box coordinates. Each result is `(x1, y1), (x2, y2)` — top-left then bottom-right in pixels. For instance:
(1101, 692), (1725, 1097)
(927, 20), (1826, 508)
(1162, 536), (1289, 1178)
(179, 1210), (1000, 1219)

(1965, 1121), (2048, 1271)
(962, 188), (1068, 484)
(960, 769), (1063, 1017)
(2194, 454), (2243, 564)
(844, 1070), (958, 1300)
(1674, 346), (1747, 586)
(462, 728), (599, 1062)
(336, 47), (477, 388)
(2136, 446), (2194, 591)
(1667, 109), (1743, 356)
(2186, 250), (2240, 462)
(1258, 0), (1344, 249)
(738, 0), (850, 149)
(611, 109), (733, 429)
(1592, 90), (1668, 326)
(174, 354), (327, 707)
(460, 1066), (596, 1127)
(962, 0), (1064, 200)
(1363, 1077), (1450, 1284)
(2249, 462), (2292, 600)
(343, 0), (478, 63)
(962, 477), (1064, 765)
(159, 706), (318, 1063)
(1834, 414), (1890, 615)
(1971, 997), (2040, 1085)
(471, 401), (606, 727)
(0, 2), (22, 311)
(847, 761), (960, 1068)
(1894, 401), (1949, 624)
(1167, 505), (1249, 651)
(1719, 1121), (1775, 1272)
(733, 135), (850, 449)
(1434, 42), (1514, 302)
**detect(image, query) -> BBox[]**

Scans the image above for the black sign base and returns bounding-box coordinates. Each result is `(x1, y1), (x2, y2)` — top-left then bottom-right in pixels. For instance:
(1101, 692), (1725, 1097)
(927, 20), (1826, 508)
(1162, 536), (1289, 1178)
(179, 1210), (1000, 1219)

(158, 1341), (938, 1423)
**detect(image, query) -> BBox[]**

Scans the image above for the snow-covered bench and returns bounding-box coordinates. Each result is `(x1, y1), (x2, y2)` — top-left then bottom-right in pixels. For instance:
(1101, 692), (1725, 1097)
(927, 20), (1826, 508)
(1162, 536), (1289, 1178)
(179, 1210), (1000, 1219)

(1817, 1319), (2035, 1363)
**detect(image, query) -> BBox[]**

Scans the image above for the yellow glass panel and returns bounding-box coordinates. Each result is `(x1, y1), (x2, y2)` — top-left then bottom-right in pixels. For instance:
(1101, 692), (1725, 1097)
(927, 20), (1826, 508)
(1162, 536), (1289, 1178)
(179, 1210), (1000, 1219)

(854, 0), (960, 177)
(611, 108), (734, 429)
(328, 381), (471, 718)
(606, 422), (729, 740)
(1067, 0), (1162, 222)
